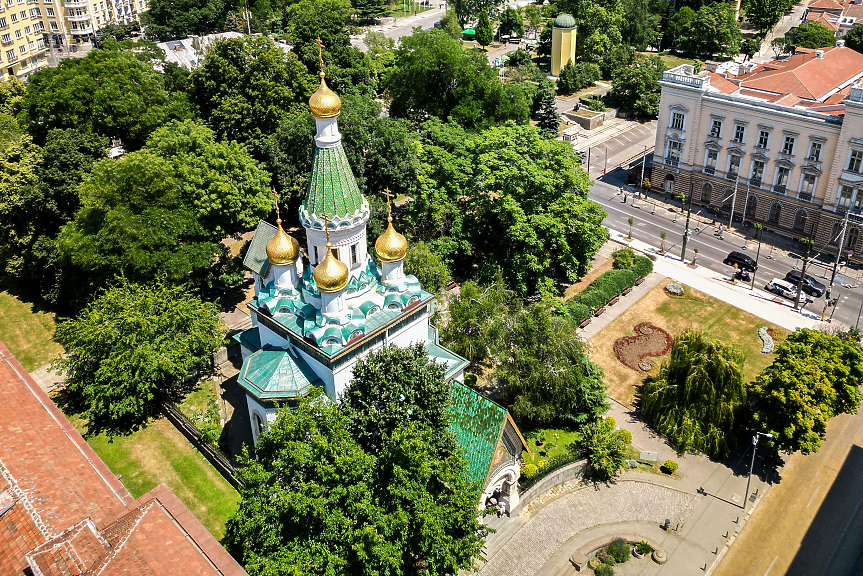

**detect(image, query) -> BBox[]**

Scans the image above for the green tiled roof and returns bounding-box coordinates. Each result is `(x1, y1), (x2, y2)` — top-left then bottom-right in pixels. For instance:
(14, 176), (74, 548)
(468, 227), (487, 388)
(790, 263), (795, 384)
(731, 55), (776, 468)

(243, 220), (277, 276)
(233, 326), (261, 352)
(448, 382), (507, 485)
(239, 347), (323, 401)
(303, 144), (365, 219)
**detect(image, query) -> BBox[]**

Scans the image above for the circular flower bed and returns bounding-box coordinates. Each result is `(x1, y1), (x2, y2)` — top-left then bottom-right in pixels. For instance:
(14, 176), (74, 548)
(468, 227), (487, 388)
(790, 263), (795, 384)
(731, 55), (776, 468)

(613, 322), (673, 371)
(665, 283), (684, 296)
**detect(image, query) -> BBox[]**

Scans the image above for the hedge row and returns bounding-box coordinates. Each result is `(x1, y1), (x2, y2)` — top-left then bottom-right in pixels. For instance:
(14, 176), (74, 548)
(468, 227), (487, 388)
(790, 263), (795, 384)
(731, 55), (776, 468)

(566, 254), (654, 321)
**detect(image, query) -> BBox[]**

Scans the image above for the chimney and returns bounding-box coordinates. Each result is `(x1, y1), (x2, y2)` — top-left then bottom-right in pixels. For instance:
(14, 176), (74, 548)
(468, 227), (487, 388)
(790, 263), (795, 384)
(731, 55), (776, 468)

(837, 39), (846, 47)
(815, 49), (825, 58)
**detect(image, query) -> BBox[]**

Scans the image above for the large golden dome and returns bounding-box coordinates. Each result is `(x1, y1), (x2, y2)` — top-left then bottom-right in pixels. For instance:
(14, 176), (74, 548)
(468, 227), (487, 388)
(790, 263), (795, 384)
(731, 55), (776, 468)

(314, 242), (349, 293)
(376, 216), (408, 263)
(308, 72), (341, 119)
(266, 219), (300, 265)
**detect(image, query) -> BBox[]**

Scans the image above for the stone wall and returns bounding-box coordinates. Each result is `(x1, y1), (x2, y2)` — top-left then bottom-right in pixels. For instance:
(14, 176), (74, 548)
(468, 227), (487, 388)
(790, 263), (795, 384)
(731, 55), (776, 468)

(512, 458), (589, 516)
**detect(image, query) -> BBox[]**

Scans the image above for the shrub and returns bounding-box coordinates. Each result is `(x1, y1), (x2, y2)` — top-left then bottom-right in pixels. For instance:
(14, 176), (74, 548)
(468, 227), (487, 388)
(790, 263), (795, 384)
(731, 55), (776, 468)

(662, 459), (679, 474)
(577, 290), (607, 311)
(606, 416), (615, 426)
(568, 302), (592, 323)
(608, 538), (630, 563)
(594, 562), (614, 575)
(636, 541), (653, 555)
(522, 462), (539, 477)
(596, 549), (614, 565)
(612, 248), (634, 270)
(620, 429), (632, 443)
(464, 373), (478, 387)
(579, 93), (607, 112)
(558, 61), (601, 93)
(632, 255), (653, 278)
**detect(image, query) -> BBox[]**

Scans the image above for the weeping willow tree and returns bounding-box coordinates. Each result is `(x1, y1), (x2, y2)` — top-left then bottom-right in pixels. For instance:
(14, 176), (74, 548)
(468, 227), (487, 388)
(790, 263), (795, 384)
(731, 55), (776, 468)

(639, 329), (746, 459)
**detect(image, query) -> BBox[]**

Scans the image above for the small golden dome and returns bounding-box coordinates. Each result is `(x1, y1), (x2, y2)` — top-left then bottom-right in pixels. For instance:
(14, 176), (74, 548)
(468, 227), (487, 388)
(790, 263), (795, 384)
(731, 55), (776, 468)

(266, 219), (300, 265)
(314, 241), (349, 293)
(308, 72), (341, 119)
(376, 217), (408, 263)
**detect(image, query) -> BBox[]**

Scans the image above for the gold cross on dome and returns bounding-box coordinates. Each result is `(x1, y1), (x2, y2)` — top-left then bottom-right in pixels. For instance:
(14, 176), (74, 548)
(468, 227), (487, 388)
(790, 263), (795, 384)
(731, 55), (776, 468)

(272, 188), (281, 221)
(316, 37), (325, 74)
(321, 212), (331, 244)
(383, 188), (393, 219)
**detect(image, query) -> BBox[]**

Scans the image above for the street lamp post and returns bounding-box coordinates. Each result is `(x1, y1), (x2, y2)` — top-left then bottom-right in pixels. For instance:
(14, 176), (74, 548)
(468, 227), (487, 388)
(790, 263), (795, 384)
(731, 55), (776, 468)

(680, 173), (696, 262)
(795, 237), (813, 311)
(830, 210), (850, 287)
(745, 432), (773, 509)
(750, 223), (763, 290)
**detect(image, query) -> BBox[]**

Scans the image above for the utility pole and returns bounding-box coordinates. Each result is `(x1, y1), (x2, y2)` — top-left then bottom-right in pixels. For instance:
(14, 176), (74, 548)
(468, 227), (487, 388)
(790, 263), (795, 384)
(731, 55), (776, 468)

(745, 432), (773, 509)
(795, 237), (813, 310)
(750, 222), (763, 290)
(640, 145), (647, 189)
(830, 210), (850, 287)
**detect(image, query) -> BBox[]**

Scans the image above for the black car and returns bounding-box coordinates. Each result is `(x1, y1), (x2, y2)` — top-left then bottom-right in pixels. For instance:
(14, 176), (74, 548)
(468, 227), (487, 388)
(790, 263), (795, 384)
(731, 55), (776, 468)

(723, 251), (758, 272)
(784, 270), (826, 298)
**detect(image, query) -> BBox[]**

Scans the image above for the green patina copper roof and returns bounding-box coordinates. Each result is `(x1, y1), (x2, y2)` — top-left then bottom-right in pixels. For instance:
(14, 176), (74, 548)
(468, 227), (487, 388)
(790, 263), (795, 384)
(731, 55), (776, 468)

(448, 382), (508, 485)
(303, 144), (365, 218)
(239, 347), (323, 401)
(243, 220), (277, 276)
(554, 13), (576, 28)
(233, 326), (262, 352)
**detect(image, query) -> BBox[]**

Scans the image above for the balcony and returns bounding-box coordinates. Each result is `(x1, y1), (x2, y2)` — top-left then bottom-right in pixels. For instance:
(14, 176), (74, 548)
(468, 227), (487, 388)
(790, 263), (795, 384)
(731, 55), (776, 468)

(5, 51), (16, 61)
(726, 171), (738, 181)
(64, 1), (87, 6)
(1, 38), (12, 46)
(703, 166), (716, 175)
(66, 13), (91, 20)
(750, 178), (762, 187)
(69, 25), (93, 33)
(799, 193), (813, 203)
(0, 23), (7, 30)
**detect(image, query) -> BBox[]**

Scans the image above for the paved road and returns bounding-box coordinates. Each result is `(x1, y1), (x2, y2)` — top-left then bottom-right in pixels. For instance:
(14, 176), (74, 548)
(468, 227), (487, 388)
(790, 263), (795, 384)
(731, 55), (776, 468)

(589, 170), (863, 329)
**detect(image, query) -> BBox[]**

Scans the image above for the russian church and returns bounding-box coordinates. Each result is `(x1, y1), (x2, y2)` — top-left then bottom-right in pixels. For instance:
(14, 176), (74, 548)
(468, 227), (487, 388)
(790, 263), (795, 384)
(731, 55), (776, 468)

(233, 53), (529, 511)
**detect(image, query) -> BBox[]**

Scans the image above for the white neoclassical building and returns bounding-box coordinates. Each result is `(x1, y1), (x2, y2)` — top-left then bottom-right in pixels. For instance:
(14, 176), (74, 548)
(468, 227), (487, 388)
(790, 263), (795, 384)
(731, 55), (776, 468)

(232, 60), (528, 510)
(652, 44), (863, 259)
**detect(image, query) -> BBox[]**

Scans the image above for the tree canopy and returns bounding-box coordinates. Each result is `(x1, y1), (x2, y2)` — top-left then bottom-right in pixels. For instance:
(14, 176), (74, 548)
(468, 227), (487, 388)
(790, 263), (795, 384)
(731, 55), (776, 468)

(640, 328), (746, 459)
(743, 0), (787, 35)
(140, 0), (227, 40)
(843, 26), (863, 53)
(789, 21), (837, 49)
(441, 279), (515, 365)
(403, 241), (452, 294)
(750, 328), (863, 454)
(53, 280), (224, 437)
(609, 55), (666, 117)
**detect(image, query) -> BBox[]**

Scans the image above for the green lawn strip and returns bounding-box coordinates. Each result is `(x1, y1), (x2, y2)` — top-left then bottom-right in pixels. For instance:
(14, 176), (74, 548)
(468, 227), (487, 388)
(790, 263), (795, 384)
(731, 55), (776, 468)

(625, 446), (680, 479)
(521, 427), (582, 465)
(640, 52), (696, 68)
(178, 379), (218, 420)
(0, 291), (62, 371)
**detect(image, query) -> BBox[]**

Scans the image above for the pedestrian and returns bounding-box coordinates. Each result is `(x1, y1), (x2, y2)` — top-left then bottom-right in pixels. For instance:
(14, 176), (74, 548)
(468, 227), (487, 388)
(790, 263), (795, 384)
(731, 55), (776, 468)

(718, 223), (724, 236)
(623, 193), (628, 204)
(498, 501), (507, 518)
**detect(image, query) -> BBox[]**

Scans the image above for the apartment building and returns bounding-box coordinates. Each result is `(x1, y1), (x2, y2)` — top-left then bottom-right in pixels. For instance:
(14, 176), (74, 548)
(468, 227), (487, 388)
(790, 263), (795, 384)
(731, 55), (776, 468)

(804, 0), (863, 37)
(652, 44), (863, 259)
(0, 0), (148, 80)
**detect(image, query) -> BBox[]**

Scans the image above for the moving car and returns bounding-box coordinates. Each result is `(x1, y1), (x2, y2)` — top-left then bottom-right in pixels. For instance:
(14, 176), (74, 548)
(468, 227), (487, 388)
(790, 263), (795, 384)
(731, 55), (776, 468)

(784, 270), (826, 298)
(723, 251), (758, 272)
(765, 278), (811, 303)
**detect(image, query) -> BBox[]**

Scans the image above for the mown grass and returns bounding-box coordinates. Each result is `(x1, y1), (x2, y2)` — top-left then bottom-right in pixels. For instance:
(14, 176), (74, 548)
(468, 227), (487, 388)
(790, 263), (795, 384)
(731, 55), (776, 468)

(0, 291), (62, 371)
(521, 427), (583, 466)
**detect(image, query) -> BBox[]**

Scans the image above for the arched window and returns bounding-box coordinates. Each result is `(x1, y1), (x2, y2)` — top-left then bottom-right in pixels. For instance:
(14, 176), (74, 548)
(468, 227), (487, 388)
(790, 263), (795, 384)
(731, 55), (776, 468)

(769, 203), (781, 224)
(745, 195), (757, 218)
(252, 413), (264, 443)
(847, 227), (859, 251)
(793, 209), (808, 232)
(665, 179), (674, 195)
(701, 182), (712, 202)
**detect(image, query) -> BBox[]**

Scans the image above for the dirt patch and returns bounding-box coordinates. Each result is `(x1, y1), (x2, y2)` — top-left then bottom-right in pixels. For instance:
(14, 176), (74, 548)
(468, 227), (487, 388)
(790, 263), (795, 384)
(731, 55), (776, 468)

(562, 260), (614, 301)
(590, 279), (790, 407)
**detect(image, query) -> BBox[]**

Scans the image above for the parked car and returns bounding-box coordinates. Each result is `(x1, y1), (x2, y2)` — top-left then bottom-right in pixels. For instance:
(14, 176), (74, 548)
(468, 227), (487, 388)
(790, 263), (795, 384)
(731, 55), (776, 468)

(765, 278), (811, 303)
(723, 251), (758, 272)
(784, 270), (826, 297)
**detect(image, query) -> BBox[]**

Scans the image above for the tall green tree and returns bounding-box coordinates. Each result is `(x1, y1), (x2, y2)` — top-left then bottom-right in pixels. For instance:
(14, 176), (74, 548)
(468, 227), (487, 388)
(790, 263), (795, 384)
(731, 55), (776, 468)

(843, 26), (863, 53)
(440, 9), (464, 39)
(497, 305), (608, 426)
(286, 0), (355, 71)
(609, 55), (666, 117)
(621, 0), (660, 50)
(24, 49), (190, 149)
(498, 7), (524, 36)
(58, 120), (273, 304)
(789, 21), (837, 49)
(475, 10), (494, 48)
(226, 389), (486, 576)
(404, 241), (452, 294)
(189, 35), (313, 155)
(690, 1), (741, 56)
(580, 417), (631, 480)
(351, 0), (387, 18)
(640, 328), (746, 459)
(750, 328), (863, 454)
(141, 0), (227, 39)
(536, 89), (561, 137)
(441, 279), (515, 365)
(53, 280), (224, 437)
(743, 0), (786, 35)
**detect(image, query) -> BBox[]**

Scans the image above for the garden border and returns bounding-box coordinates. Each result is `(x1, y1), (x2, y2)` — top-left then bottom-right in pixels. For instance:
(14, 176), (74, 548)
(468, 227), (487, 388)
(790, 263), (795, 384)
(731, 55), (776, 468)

(512, 457), (589, 516)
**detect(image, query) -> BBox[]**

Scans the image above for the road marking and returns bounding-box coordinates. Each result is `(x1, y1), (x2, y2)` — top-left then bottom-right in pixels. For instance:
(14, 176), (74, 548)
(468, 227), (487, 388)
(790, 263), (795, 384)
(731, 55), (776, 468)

(763, 556), (778, 576)
(807, 487), (820, 508)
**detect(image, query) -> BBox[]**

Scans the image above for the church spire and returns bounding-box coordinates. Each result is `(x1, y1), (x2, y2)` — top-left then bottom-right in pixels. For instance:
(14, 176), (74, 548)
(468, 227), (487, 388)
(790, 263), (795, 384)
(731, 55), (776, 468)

(308, 38), (342, 119)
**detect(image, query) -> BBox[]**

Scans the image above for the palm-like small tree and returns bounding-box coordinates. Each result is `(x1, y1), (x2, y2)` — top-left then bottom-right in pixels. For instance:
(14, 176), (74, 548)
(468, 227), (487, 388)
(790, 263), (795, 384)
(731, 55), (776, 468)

(628, 217), (634, 239)
(660, 230), (666, 253)
(692, 246), (699, 265)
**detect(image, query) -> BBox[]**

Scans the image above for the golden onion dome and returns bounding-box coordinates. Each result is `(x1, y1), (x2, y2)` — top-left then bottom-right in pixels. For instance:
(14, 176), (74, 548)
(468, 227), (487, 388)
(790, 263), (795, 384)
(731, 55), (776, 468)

(266, 219), (300, 265)
(376, 216), (408, 263)
(308, 72), (341, 119)
(314, 241), (349, 293)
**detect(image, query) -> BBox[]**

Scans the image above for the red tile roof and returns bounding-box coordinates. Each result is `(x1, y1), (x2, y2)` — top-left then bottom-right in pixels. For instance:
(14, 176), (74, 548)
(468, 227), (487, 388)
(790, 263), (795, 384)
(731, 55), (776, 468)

(808, 0), (846, 13)
(705, 71), (739, 94)
(806, 10), (841, 29)
(0, 342), (248, 576)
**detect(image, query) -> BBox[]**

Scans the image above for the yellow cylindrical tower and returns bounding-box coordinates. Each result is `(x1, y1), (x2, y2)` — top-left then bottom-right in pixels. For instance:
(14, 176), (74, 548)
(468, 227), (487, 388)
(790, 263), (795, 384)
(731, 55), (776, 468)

(551, 14), (577, 77)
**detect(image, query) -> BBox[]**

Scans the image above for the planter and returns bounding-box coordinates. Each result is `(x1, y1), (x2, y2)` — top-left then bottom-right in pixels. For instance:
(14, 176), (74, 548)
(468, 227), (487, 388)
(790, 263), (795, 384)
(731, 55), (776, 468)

(623, 237), (633, 242)
(594, 307), (606, 317)
(633, 548), (645, 559)
(622, 286), (633, 295)
(635, 276), (644, 285)
(607, 296), (619, 306)
(578, 317), (592, 328)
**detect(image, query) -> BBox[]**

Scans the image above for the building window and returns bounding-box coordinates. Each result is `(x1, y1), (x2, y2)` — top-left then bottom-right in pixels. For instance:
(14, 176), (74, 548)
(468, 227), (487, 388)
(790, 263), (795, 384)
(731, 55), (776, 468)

(793, 210), (807, 231)
(10, 13), (17, 22)
(710, 119), (722, 138)
(704, 150), (717, 174)
(757, 130), (770, 149)
(667, 140), (682, 166)
(800, 173), (816, 199)
(769, 203), (781, 224)
(313, 245), (319, 263)
(96, 15), (99, 22)
(0, 17), (6, 27)
(18, 44), (25, 53)
(839, 185), (854, 210)
(775, 167), (790, 193)
(350, 244), (358, 266)
(1, 33), (9, 43)
(49, 20), (57, 29)
(701, 182), (712, 202)
(782, 135), (795, 155)
(751, 160), (765, 186)
(728, 154), (741, 179)
(23, 25), (29, 34)
(14, 29), (20, 38)
(745, 195), (757, 217)
(848, 149), (863, 173)
(733, 124), (745, 143)
(45, 6), (53, 15)
(27, 40), (33, 49)
(808, 141), (822, 162)
(18, 10), (24, 18)
(670, 111), (684, 131)
(5, 48), (14, 60)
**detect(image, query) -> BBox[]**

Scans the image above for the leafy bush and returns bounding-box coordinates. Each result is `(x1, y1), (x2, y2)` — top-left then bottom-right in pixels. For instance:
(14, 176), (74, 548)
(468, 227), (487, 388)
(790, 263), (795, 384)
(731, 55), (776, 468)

(522, 462), (539, 477)
(568, 302), (592, 323)
(632, 255), (653, 278)
(192, 397), (222, 447)
(608, 538), (630, 563)
(612, 248), (634, 270)
(558, 61), (601, 93)
(579, 93), (607, 112)
(596, 549), (614, 565)
(636, 541), (653, 555)
(576, 290), (607, 311)
(594, 562), (614, 575)
(581, 417), (630, 480)
(620, 429), (632, 443)
(662, 459), (679, 474)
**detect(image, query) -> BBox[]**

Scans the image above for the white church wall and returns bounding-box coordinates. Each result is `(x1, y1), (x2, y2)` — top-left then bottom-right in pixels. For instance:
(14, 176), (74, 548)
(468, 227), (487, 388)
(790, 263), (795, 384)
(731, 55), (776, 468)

(257, 320), (287, 350)
(292, 346), (337, 398)
(307, 225), (369, 276)
(387, 313), (431, 347)
(246, 394), (278, 446)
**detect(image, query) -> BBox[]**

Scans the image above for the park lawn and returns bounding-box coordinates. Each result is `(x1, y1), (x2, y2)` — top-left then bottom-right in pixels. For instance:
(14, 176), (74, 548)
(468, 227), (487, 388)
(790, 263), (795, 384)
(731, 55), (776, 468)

(73, 416), (239, 541)
(590, 279), (790, 407)
(179, 379), (219, 420)
(520, 427), (583, 466)
(0, 291), (62, 371)
(641, 52), (696, 68)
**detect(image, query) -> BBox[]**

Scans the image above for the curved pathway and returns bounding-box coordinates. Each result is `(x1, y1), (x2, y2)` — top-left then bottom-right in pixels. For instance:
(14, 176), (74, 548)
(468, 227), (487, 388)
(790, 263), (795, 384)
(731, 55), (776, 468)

(475, 479), (699, 576)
